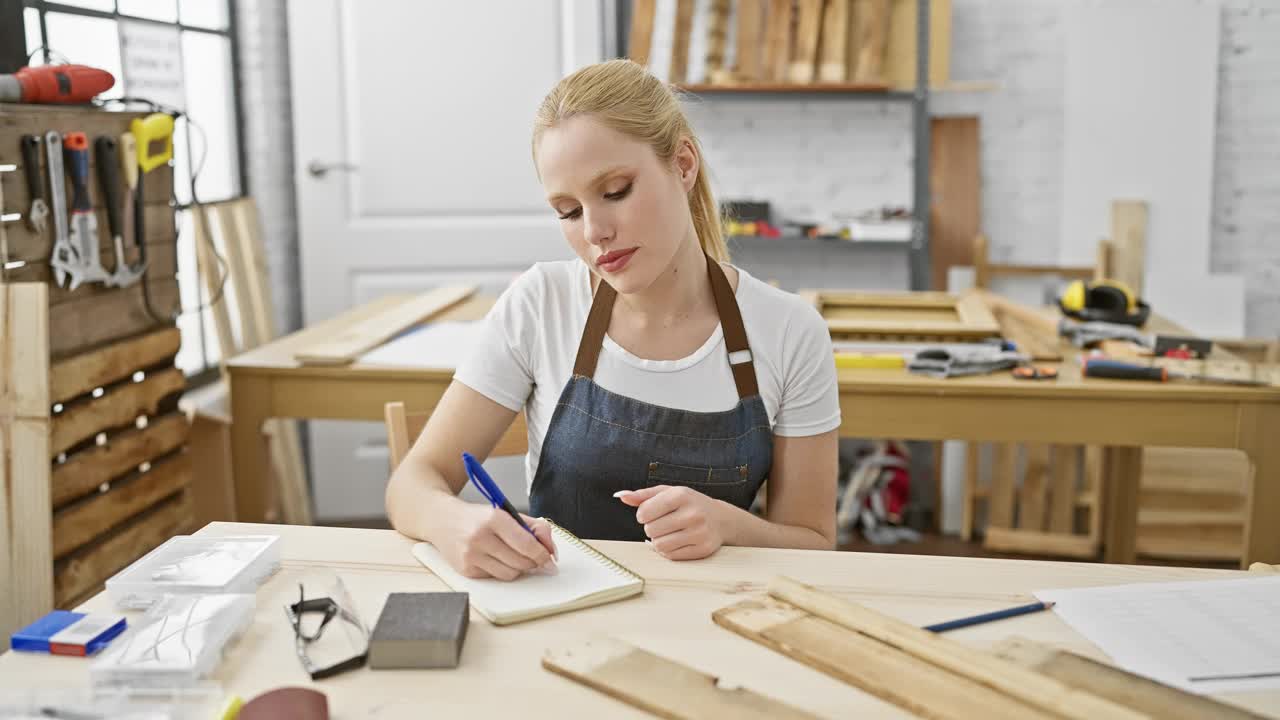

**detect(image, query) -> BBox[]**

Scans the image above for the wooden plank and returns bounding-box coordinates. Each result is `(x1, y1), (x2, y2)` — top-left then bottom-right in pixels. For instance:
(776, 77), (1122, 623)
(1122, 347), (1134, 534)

(982, 527), (1098, 559)
(993, 637), (1266, 720)
(52, 450), (191, 558)
(818, 0), (849, 83)
(1102, 447), (1143, 564)
(48, 278), (179, 359)
(49, 327), (181, 403)
(766, 577), (1145, 720)
(50, 367), (185, 457)
(851, 0), (890, 84)
(1018, 444), (1050, 531)
(885, 0), (950, 90)
(627, 0), (656, 66)
(1109, 200), (1148, 297)
(1085, 446), (1103, 545)
(54, 489), (194, 608)
(704, 0), (732, 84)
(669, 0), (697, 84)
(763, 0), (793, 82)
(294, 285), (476, 366)
(52, 411), (189, 508)
(816, 290), (959, 308)
(712, 598), (1054, 720)
(929, 117), (979, 291)
(991, 307), (1063, 362)
(1049, 445), (1079, 534)
(960, 443), (979, 541)
(788, 0), (824, 84)
(543, 637), (821, 720)
(195, 204), (238, 366)
(986, 443), (1016, 529)
(1136, 525), (1242, 562)
(733, 0), (765, 82)
(954, 291), (1001, 334)
(0, 283), (53, 649)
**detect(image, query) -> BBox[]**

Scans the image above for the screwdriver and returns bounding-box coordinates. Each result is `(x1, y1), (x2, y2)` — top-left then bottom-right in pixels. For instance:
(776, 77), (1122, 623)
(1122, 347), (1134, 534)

(1082, 358), (1269, 387)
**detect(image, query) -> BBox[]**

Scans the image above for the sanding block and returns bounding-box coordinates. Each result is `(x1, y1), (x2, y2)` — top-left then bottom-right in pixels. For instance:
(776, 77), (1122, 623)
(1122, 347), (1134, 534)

(369, 592), (469, 669)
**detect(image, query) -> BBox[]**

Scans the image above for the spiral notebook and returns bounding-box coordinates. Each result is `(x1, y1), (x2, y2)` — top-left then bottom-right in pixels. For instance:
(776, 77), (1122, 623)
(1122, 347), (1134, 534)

(410, 523), (644, 625)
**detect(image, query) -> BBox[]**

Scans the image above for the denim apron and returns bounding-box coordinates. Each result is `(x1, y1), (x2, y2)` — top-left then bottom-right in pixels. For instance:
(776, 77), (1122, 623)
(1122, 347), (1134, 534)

(528, 256), (773, 541)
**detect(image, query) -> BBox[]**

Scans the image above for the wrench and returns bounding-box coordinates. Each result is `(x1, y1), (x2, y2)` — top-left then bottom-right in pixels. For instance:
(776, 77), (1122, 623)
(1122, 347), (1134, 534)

(63, 132), (111, 289)
(94, 136), (146, 287)
(44, 131), (81, 288)
(20, 135), (49, 234)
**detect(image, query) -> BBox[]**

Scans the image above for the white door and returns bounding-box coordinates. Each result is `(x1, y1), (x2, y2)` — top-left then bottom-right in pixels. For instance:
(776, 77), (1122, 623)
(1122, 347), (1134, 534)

(288, 1), (604, 520)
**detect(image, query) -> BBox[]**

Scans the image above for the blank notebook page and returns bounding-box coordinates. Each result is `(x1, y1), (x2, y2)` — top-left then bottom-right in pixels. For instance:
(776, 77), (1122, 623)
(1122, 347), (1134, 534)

(411, 524), (643, 625)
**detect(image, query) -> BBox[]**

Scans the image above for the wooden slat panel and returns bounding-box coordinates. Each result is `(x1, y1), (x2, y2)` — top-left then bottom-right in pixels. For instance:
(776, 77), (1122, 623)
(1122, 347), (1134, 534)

(788, 0), (823, 84)
(1018, 444), (1050, 531)
(763, 0), (793, 82)
(818, 0), (850, 82)
(713, 598), (1053, 720)
(987, 443), (1016, 529)
(627, 0), (656, 65)
(54, 489), (194, 608)
(5, 204), (175, 265)
(983, 527), (1098, 559)
(543, 637), (820, 720)
(11, 239), (178, 309)
(993, 637), (1265, 720)
(929, 116), (979, 291)
(49, 327), (181, 403)
(52, 451), (191, 558)
(50, 367), (185, 456)
(734, 0), (765, 82)
(669, 0), (697, 83)
(48, 278), (179, 359)
(51, 411), (189, 508)
(0, 283), (53, 648)
(1049, 445), (1079, 534)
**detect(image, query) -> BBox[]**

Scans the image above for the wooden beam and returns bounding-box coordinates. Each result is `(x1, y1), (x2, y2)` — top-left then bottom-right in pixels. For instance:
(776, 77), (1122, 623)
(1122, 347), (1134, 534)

(987, 443), (1016, 529)
(788, 0), (823, 84)
(1109, 200), (1148, 297)
(930, 117), (979, 291)
(993, 637), (1266, 720)
(852, 0), (890, 84)
(765, 577), (1146, 720)
(818, 0), (850, 83)
(54, 489), (194, 608)
(982, 527), (1098, 559)
(0, 283), (53, 650)
(52, 411), (189, 508)
(1102, 447), (1143, 564)
(885, 0), (951, 90)
(704, 0), (732, 84)
(50, 367), (185, 457)
(669, 0), (697, 83)
(49, 327), (181, 404)
(713, 597), (1054, 719)
(627, 0), (656, 66)
(734, 0), (765, 82)
(52, 451), (191, 559)
(543, 636), (820, 719)
(763, 0), (793, 82)
(1049, 445), (1079, 534)
(294, 285), (476, 366)
(1018, 444), (1051, 532)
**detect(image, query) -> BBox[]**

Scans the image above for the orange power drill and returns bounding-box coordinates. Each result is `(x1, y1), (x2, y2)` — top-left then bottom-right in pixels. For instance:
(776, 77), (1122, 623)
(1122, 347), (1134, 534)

(0, 64), (115, 104)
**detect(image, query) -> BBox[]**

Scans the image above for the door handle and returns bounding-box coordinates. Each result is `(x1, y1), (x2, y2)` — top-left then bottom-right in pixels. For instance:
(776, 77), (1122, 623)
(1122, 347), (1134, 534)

(307, 160), (359, 178)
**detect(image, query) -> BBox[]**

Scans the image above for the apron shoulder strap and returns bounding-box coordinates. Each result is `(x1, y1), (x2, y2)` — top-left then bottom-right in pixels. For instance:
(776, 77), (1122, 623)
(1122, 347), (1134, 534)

(572, 257), (760, 399)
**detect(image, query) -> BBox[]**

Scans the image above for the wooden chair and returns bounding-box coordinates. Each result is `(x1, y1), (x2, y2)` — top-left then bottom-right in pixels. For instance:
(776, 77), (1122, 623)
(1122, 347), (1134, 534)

(384, 402), (529, 471)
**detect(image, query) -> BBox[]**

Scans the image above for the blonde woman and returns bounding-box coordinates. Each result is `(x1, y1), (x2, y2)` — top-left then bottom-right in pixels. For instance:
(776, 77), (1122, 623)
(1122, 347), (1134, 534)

(387, 60), (840, 580)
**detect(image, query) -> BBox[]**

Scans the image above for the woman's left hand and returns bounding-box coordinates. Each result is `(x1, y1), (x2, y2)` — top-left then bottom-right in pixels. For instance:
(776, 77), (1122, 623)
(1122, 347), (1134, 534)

(615, 485), (733, 560)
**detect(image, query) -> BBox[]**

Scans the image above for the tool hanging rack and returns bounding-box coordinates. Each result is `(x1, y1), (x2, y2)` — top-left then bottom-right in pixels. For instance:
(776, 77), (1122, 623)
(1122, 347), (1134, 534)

(1, 103), (193, 647)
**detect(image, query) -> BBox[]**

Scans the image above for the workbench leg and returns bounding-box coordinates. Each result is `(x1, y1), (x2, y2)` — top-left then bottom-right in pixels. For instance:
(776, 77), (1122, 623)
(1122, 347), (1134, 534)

(229, 372), (276, 523)
(1102, 446), (1142, 564)
(1239, 404), (1280, 568)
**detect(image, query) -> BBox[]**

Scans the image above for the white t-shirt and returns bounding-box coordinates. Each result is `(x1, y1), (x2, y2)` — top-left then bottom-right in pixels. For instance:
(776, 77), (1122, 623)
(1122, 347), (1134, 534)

(454, 260), (841, 490)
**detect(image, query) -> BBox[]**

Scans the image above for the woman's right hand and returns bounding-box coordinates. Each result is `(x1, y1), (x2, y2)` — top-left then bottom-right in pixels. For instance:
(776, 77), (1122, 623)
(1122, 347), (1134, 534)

(443, 503), (558, 580)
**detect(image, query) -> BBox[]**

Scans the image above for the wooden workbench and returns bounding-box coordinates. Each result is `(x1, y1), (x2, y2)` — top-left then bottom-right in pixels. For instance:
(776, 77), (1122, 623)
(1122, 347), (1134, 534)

(224, 294), (1280, 568)
(0, 522), (1275, 718)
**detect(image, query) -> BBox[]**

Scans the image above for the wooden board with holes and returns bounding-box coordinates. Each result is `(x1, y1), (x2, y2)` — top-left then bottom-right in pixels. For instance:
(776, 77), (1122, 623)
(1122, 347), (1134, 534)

(543, 637), (821, 719)
(802, 289), (1001, 339)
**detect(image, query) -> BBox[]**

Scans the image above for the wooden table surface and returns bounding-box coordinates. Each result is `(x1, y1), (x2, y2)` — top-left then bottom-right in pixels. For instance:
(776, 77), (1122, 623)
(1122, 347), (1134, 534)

(1, 522), (1276, 719)
(225, 294), (1280, 567)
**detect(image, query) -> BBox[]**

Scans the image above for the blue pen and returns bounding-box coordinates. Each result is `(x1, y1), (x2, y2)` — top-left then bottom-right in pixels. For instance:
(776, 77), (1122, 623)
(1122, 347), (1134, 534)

(462, 452), (538, 538)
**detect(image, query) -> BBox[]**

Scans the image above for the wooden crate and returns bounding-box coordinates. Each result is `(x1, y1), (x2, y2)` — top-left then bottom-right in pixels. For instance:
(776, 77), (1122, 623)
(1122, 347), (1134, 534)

(1, 104), (192, 645)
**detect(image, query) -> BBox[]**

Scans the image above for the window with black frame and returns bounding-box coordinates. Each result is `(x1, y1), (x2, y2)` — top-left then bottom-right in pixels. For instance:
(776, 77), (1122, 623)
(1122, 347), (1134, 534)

(21, 0), (245, 382)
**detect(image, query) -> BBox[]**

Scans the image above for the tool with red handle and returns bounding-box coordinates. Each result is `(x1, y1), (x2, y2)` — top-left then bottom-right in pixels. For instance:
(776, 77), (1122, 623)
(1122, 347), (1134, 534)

(63, 132), (110, 288)
(1082, 358), (1269, 387)
(0, 65), (115, 104)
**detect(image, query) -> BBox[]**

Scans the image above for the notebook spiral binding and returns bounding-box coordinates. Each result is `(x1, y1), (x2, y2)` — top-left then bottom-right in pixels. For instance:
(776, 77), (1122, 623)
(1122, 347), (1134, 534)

(547, 521), (643, 585)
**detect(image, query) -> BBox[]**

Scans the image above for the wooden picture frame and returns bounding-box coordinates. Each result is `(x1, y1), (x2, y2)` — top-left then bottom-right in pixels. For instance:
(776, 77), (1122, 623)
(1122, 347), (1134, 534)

(801, 290), (1001, 341)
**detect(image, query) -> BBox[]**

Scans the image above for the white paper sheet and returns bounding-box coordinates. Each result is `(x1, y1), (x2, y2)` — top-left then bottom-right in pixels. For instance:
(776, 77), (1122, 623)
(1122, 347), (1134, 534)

(356, 321), (482, 369)
(1035, 576), (1280, 694)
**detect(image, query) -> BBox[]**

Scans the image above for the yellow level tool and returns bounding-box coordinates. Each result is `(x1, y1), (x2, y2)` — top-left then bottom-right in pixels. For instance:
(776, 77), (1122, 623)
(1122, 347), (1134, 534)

(834, 353), (907, 369)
